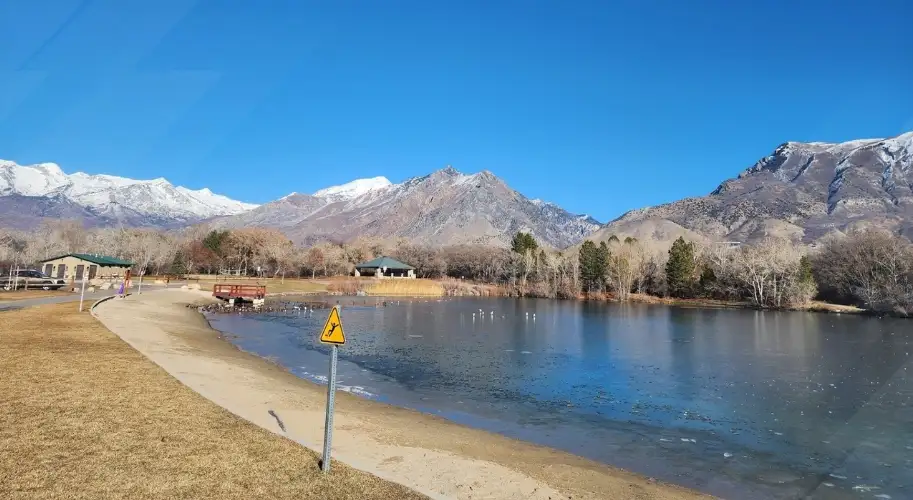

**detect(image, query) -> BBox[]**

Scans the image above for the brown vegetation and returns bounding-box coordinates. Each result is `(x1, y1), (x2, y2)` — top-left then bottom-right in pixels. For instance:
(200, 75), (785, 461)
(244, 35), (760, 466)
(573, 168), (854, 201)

(3, 221), (912, 315)
(811, 228), (913, 314)
(364, 279), (444, 296)
(0, 302), (426, 500)
(0, 289), (73, 301)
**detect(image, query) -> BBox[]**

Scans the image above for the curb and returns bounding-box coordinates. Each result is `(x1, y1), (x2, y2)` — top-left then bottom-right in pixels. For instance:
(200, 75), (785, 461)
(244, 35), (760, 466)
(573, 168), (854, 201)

(89, 293), (130, 318)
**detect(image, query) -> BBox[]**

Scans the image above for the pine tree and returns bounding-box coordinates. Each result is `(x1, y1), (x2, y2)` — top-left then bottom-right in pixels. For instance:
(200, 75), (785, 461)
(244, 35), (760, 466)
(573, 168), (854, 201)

(578, 240), (599, 292)
(798, 255), (814, 285)
(511, 232), (538, 255)
(665, 236), (696, 298)
(202, 229), (229, 256)
(597, 241), (610, 287)
(698, 267), (717, 298)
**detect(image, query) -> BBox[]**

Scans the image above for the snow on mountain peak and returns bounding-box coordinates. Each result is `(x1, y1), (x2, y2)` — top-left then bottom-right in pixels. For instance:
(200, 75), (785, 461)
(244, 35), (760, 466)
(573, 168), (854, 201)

(313, 176), (392, 201)
(0, 158), (257, 220)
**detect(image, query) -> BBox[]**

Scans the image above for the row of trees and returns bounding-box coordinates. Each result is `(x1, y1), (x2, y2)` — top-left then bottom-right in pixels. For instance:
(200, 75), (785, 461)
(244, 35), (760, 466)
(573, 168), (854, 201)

(574, 228), (913, 314)
(663, 237), (817, 309)
(2, 221), (911, 314)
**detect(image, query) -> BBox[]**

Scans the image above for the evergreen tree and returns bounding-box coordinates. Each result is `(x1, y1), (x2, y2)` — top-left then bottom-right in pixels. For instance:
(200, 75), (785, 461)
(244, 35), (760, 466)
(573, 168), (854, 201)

(169, 251), (188, 275)
(202, 229), (229, 256)
(665, 236), (696, 298)
(578, 240), (598, 292)
(597, 241), (610, 285)
(698, 267), (717, 297)
(578, 240), (609, 293)
(511, 232), (538, 254)
(798, 255), (814, 285)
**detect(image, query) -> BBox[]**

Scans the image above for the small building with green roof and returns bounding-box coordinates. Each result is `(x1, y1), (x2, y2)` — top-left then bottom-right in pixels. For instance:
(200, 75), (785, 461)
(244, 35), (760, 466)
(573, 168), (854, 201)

(39, 253), (134, 281)
(354, 256), (415, 279)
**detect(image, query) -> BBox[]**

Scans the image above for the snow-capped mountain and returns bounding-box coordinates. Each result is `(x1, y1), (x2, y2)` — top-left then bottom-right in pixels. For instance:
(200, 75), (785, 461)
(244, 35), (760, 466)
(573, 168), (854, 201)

(313, 176), (392, 201)
(604, 130), (913, 244)
(218, 166), (602, 248)
(0, 159), (257, 227)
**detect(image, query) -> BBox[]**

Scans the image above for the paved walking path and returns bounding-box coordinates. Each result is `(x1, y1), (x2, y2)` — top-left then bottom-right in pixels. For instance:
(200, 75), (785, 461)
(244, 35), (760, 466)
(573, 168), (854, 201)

(0, 284), (174, 311)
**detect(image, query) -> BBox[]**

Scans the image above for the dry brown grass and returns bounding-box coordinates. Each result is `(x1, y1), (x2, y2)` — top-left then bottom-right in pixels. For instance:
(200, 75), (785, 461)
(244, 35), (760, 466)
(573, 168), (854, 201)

(803, 300), (865, 314)
(0, 289), (74, 301)
(439, 278), (504, 297)
(0, 303), (426, 500)
(627, 293), (867, 315)
(324, 278), (444, 296)
(364, 279), (444, 296)
(325, 278), (368, 295)
(627, 293), (748, 309)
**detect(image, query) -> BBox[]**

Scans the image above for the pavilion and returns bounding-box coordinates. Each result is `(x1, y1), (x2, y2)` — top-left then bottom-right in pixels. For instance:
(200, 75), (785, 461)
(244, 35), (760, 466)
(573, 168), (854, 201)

(354, 256), (415, 279)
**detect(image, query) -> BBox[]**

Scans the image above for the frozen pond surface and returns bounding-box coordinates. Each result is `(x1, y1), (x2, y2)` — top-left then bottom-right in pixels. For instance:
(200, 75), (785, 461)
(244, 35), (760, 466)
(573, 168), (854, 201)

(207, 298), (913, 499)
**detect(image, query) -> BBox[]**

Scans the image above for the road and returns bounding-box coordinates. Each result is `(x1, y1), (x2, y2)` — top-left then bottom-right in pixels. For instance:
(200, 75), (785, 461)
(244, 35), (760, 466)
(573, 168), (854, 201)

(0, 284), (177, 312)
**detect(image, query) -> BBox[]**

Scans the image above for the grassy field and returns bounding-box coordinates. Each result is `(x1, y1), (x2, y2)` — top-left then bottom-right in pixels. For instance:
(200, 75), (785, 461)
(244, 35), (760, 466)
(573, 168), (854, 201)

(0, 289), (74, 301)
(0, 303), (426, 500)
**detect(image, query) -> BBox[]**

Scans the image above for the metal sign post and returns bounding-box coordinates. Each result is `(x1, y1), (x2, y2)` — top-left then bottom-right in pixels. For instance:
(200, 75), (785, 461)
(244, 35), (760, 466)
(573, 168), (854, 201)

(318, 305), (346, 473)
(78, 273), (88, 312)
(321, 344), (339, 472)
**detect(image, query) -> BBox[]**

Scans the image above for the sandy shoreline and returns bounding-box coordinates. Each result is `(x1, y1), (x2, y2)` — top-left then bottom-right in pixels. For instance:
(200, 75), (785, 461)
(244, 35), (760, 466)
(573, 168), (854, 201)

(94, 289), (712, 500)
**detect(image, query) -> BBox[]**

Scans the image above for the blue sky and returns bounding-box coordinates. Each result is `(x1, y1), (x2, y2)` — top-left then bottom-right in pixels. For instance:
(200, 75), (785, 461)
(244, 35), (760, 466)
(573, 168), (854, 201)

(1, 0), (911, 222)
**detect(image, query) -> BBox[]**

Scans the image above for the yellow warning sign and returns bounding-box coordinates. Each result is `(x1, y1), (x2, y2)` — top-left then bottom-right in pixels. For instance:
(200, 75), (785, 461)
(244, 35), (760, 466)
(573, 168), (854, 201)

(319, 307), (346, 345)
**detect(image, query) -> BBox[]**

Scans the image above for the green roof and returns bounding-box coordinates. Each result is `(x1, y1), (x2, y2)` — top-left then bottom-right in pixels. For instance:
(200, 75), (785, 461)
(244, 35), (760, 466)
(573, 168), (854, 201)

(41, 253), (134, 266)
(355, 256), (414, 270)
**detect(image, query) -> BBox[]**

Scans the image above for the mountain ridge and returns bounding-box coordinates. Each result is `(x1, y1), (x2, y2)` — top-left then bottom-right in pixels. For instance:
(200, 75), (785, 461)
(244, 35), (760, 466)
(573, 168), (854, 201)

(4, 130), (912, 247)
(215, 165), (602, 248)
(0, 159), (257, 228)
(602, 130), (913, 245)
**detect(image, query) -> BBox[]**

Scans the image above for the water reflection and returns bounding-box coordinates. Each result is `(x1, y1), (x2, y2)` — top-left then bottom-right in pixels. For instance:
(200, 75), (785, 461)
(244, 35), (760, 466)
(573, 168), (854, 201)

(208, 298), (912, 500)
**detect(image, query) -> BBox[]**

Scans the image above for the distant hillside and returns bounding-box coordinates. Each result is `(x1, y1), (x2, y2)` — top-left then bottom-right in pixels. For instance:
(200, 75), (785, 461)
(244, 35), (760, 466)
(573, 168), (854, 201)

(603, 131), (913, 245)
(215, 166), (602, 248)
(579, 218), (710, 250)
(6, 130), (912, 249)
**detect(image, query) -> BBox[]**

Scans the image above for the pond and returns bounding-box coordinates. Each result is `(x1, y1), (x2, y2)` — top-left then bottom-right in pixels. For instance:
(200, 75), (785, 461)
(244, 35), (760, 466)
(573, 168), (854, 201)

(207, 298), (913, 500)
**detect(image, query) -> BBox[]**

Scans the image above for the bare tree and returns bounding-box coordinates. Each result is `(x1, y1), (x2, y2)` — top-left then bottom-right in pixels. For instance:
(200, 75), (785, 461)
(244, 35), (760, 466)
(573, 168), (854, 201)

(606, 238), (646, 301)
(304, 247), (326, 278)
(812, 229), (913, 313)
(124, 230), (172, 293)
(261, 232), (295, 282)
(730, 238), (813, 308)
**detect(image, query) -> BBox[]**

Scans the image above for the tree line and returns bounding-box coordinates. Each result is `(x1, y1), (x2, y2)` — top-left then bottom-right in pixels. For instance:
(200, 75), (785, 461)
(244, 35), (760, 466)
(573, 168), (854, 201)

(1, 221), (911, 314)
(576, 228), (913, 315)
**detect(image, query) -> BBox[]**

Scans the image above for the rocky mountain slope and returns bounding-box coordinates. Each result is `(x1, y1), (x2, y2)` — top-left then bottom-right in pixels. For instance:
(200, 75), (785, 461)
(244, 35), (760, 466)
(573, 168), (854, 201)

(603, 131), (913, 245)
(8, 130), (909, 248)
(0, 160), (257, 228)
(216, 166), (602, 248)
